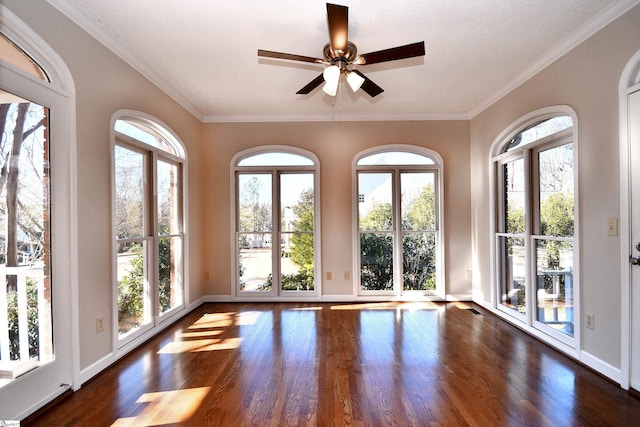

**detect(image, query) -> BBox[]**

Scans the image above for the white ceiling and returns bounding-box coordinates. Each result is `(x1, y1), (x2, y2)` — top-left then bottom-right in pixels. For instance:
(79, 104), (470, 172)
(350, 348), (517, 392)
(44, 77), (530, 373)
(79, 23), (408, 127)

(48, 0), (637, 122)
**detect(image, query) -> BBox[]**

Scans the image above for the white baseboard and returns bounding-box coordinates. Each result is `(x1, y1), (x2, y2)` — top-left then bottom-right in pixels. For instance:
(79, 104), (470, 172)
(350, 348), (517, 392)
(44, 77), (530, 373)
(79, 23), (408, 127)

(79, 353), (114, 385)
(579, 351), (622, 384)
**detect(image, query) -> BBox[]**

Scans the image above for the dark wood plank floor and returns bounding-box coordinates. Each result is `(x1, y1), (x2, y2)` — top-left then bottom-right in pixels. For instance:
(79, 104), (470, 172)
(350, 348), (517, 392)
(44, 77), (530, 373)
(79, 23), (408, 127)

(26, 302), (640, 426)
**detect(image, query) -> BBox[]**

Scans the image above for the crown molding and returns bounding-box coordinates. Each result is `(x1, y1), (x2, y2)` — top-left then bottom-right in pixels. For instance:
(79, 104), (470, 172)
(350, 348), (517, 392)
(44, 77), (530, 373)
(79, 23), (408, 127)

(469, 0), (640, 119)
(46, 0), (204, 121)
(202, 111), (470, 123)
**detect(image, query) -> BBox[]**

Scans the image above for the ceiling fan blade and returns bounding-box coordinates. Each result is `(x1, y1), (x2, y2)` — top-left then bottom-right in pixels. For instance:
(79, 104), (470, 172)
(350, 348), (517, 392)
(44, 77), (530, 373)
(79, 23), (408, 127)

(327, 3), (348, 53)
(258, 49), (324, 64)
(296, 74), (325, 95)
(352, 70), (384, 97)
(360, 41), (425, 65)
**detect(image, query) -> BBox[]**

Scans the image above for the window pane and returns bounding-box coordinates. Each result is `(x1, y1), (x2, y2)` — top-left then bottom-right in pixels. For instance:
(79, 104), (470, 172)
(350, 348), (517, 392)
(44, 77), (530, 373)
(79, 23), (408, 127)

(117, 241), (150, 336)
(280, 173), (314, 232)
(238, 174), (272, 233)
(0, 100), (53, 376)
(503, 159), (525, 234)
(402, 232), (436, 291)
(159, 236), (182, 315)
(539, 144), (574, 237)
(0, 33), (48, 81)
(238, 233), (272, 292)
(502, 116), (573, 153)
(401, 172), (435, 231)
(157, 160), (180, 236)
(357, 151), (434, 166)
(115, 146), (144, 238)
(359, 173), (392, 231)
(238, 152), (313, 166)
(115, 119), (178, 155)
(497, 236), (526, 314)
(360, 233), (393, 291)
(281, 232), (314, 291)
(535, 239), (573, 337)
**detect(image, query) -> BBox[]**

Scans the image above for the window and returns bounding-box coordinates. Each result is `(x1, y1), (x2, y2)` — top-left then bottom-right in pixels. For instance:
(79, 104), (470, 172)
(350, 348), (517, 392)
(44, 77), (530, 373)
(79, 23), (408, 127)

(113, 113), (186, 345)
(492, 109), (577, 344)
(354, 146), (443, 297)
(232, 147), (319, 297)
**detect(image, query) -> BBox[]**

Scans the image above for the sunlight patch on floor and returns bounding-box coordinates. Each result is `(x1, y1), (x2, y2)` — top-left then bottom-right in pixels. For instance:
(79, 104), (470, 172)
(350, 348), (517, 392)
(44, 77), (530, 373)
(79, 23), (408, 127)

(111, 386), (210, 426)
(158, 337), (243, 354)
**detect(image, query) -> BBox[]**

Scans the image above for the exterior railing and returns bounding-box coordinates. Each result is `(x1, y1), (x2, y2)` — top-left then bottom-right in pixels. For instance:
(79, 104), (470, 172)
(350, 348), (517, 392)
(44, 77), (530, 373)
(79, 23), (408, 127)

(0, 266), (49, 380)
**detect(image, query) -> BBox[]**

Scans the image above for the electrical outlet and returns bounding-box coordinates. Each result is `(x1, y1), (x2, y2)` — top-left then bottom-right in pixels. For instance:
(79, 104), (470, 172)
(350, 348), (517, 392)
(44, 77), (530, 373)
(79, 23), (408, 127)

(344, 271), (350, 280)
(466, 270), (473, 280)
(204, 271), (210, 281)
(585, 313), (595, 330)
(96, 316), (105, 333)
(326, 272), (332, 280)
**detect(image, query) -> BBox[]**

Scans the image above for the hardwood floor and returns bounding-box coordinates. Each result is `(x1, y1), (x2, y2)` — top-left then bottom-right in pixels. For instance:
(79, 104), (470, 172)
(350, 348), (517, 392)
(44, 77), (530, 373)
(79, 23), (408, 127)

(26, 302), (640, 426)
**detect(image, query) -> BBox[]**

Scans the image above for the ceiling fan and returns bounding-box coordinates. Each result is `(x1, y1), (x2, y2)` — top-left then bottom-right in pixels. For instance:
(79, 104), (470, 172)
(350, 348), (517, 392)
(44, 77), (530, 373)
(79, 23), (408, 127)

(257, 3), (425, 98)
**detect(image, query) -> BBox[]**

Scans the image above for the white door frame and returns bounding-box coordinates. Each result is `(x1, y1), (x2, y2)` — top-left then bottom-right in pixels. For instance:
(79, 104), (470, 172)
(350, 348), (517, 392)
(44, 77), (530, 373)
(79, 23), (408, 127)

(0, 4), (79, 418)
(619, 48), (640, 391)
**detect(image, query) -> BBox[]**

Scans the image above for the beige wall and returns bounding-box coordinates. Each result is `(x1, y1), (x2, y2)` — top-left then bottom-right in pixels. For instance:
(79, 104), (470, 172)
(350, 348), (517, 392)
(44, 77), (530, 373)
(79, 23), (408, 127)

(201, 120), (472, 298)
(470, 5), (640, 367)
(6, 0), (203, 370)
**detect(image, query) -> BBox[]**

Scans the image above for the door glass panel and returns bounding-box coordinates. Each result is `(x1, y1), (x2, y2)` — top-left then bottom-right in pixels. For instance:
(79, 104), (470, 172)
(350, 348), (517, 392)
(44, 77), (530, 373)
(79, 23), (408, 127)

(280, 173), (314, 291)
(157, 160), (180, 236)
(535, 239), (573, 336)
(114, 146), (144, 238)
(358, 173), (393, 231)
(159, 236), (182, 315)
(503, 159), (525, 234)
(498, 236), (526, 314)
(116, 241), (150, 336)
(359, 172), (393, 291)
(403, 232), (436, 291)
(0, 100), (52, 383)
(538, 144), (574, 237)
(360, 233), (393, 291)
(401, 172), (435, 231)
(238, 233), (272, 292)
(237, 174), (273, 292)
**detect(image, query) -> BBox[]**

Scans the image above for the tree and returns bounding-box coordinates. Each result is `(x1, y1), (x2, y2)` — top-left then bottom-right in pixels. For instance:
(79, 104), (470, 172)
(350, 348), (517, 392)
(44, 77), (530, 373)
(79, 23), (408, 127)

(360, 202), (393, 290)
(283, 188), (314, 290)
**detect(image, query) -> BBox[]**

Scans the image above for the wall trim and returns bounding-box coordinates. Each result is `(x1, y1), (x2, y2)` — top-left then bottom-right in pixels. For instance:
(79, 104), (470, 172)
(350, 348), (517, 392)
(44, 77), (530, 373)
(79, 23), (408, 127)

(580, 351), (623, 384)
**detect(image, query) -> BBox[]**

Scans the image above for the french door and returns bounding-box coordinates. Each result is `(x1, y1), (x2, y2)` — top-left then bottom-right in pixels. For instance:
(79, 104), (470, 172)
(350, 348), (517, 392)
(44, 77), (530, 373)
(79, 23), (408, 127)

(0, 57), (73, 419)
(357, 169), (439, 296)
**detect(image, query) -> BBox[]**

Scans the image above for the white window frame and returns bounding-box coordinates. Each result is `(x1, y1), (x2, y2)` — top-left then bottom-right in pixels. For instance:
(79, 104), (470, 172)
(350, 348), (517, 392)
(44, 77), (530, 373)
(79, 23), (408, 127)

(489, 106), (580, 353)
(352, 145), (445, 300)
(110, 110), (188, 353)
(230, 145), (321, 300)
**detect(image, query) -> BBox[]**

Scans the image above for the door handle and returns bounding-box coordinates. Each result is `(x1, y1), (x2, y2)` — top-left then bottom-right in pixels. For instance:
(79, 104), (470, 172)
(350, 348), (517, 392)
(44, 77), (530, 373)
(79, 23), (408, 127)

(631, 256), (640, 266)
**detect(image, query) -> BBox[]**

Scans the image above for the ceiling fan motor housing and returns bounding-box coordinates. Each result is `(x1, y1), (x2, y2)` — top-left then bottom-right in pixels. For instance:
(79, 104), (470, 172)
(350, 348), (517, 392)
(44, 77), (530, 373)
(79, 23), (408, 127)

(323, 41), (359, 70)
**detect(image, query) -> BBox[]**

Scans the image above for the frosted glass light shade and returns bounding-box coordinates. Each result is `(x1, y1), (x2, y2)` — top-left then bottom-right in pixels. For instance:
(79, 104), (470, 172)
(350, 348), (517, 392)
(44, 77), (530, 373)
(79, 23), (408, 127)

(322, 65), (340, 96)
(346, 71), (365, 92)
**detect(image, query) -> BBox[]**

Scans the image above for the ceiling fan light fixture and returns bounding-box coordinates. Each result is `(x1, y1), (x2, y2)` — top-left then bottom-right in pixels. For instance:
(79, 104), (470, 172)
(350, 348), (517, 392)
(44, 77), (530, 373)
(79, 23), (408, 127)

(322, 65), (340, 96)
(346, 71), (365, 92)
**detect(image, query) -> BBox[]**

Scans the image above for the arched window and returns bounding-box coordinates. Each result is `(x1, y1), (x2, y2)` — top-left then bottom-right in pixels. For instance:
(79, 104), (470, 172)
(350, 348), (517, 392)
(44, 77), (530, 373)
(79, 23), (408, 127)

(491, 107), (578, 346)
(0, 6), (76, 419)
(231, 146), (320, 297)
(112, 111), (186, 347)
(353, 146), (443, 298)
